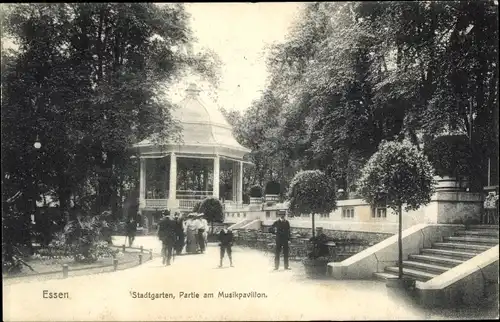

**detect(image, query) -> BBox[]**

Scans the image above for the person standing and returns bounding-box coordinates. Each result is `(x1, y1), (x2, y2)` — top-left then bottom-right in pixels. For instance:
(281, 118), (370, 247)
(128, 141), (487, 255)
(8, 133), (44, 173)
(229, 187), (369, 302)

(271, 212), (291, 270)
(218, 227), (234, 267)
(125, 218), (137, 247)
(197, 214), (209, 253)
(185, 214), (198, 254)
(174, 212), (185, 255)
(158, 213), (177, 266)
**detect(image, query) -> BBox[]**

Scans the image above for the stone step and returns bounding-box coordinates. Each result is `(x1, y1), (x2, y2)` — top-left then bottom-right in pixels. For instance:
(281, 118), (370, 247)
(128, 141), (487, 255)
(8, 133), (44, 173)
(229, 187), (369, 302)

(373, 272), (398, 281)
(444, 236), (499, 245)
(433, 242), (492, 252)
(385, 266), (437, 282)
(421, 248), (478, 259)
(402, 260), (450, 274)
(468, 225), (499, 230)
(408, 254), (465, 267)
(456, 230), (499, 237)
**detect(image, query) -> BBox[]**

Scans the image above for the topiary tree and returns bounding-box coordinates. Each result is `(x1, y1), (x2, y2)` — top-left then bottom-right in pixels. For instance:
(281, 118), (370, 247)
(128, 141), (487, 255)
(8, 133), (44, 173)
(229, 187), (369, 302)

(358, 140), (436, 279)
(265, 181), (281, 195)
(287, 170), (337, 238)
(198, 197), (224, 234)
(249, 185), (263, 198)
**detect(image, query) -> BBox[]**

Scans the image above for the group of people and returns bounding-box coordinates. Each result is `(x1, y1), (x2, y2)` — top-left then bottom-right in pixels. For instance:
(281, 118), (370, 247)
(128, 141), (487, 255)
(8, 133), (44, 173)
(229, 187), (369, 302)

(157, 212), (209, 265)
(156, 211), (235, 268)
(131, 210), (293, 270)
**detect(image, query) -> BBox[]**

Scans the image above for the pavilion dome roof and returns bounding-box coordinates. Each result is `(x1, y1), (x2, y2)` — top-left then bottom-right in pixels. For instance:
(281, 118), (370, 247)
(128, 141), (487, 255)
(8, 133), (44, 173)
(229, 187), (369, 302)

(134, 84), (250, 156)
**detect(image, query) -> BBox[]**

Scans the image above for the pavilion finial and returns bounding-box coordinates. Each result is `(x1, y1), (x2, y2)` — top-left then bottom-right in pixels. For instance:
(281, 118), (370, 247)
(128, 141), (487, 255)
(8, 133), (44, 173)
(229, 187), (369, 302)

(186, 83), (201, 97)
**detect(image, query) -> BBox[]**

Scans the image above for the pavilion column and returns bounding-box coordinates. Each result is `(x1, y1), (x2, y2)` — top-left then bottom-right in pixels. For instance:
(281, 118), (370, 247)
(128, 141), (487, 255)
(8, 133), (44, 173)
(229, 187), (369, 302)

(203, 167), (209, 194)
(232, 162), (238, 202)
(238, 161), (243, 204)
(213, 155), (220, 199)
(169, 152), (177, 201)
(139, 158), (146, 209)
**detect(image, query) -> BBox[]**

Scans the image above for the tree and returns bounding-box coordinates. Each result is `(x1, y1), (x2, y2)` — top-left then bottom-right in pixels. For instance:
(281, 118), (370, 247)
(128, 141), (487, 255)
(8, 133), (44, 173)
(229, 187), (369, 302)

(357, 140), (436, 279)
(1, 3), (219, 268)
(287, 170), (337, 238)
(198, 197), (223, 233)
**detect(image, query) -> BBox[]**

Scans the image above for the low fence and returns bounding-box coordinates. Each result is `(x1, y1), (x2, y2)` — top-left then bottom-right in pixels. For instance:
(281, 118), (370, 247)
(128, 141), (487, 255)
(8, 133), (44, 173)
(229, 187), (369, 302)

(4, 245), (154, 280)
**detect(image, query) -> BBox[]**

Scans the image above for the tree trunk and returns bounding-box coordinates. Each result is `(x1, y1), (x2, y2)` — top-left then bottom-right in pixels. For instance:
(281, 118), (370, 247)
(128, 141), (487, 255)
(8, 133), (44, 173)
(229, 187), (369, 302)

(312, 213), (316, 238)
(398, 204), (403, 279)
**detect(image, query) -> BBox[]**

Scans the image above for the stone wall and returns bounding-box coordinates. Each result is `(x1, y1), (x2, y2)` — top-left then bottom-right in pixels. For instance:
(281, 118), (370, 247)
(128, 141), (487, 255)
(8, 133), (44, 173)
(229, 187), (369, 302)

(262, 225), (392, 245)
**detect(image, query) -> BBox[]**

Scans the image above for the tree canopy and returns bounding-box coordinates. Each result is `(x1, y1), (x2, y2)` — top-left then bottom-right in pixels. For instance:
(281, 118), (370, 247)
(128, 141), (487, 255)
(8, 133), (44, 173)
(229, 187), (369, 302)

(235, 1), (498, 193)
(1, 3), (219, 250)
(357, 140), (436, 212)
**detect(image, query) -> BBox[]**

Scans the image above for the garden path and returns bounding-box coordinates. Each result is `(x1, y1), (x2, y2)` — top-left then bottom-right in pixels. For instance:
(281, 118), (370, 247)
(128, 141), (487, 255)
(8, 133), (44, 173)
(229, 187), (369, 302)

(3, 236), (497, 321)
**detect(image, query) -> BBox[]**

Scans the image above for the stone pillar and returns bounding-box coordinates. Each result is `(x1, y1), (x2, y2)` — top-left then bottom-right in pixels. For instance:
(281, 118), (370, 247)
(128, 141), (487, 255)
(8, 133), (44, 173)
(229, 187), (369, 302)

(238, 161), (243, 204)
(213, 155), (220, 199)
(139, 158), (146, 209)
(169, 153), (177, 201)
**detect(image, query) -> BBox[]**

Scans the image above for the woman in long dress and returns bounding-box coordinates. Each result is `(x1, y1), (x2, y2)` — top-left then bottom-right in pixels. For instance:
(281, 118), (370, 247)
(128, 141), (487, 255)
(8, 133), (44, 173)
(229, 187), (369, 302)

(185, 214), (199, 254)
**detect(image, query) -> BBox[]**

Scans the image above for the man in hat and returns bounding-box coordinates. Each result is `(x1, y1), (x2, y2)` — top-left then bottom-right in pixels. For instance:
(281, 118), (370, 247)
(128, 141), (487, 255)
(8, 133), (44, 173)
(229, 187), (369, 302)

(157, 211), (177, 265)
(271, 211), (291, 270)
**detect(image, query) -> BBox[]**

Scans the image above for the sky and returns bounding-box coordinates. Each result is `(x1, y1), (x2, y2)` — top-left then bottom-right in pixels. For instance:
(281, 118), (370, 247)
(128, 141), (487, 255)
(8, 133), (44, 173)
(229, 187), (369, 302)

(168, 3), (302, 112)
(1, 3), (302, 113)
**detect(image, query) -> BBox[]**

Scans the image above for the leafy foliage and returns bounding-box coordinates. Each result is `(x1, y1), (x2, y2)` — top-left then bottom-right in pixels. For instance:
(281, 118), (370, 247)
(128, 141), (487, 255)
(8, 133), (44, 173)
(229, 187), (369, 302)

(249, 185), (263, 198)
(192, 201), (201, 213)
(236, 1), (498, 194)
(198, 197), (223, 224)
(1, 3), (219, 254)
(265, 181), (281, 195)
(423, 135), (472, 178)
(357, 140), (436, 212)
(287, 170), (337, 216)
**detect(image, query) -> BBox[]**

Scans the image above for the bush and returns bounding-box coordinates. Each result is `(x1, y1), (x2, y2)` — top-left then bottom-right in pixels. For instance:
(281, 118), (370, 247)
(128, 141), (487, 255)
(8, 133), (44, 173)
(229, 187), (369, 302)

(249, 185), (263, 198)
(199, 197), (224, 230)
(423, 134), (472, 177)
(61, 214), (116, 263)
(193, 201), (202, 213)
(265, 181), (281, 195)
(287, 170), (337, 216)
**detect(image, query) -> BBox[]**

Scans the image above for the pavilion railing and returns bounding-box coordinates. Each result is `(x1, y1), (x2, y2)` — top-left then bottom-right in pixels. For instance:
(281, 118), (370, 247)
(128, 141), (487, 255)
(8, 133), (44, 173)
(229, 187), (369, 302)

(178, 199), (200, 210)
(145, 199), (168, 208)
(176, 190), (213, 200)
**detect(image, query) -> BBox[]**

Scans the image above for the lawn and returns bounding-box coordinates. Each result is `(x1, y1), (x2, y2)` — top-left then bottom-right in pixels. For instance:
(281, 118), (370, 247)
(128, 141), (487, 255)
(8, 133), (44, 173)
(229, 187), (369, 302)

(3, 246), (151, 281)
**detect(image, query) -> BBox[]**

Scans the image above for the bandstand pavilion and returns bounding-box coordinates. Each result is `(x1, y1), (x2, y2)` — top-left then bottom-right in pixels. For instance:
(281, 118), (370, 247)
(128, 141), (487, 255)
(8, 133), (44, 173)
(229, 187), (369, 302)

(132, 84), (251, 226)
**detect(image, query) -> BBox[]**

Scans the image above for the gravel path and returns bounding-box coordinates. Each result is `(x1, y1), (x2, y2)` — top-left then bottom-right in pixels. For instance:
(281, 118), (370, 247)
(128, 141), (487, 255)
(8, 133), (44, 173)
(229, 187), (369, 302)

(3, 236), (497, 321)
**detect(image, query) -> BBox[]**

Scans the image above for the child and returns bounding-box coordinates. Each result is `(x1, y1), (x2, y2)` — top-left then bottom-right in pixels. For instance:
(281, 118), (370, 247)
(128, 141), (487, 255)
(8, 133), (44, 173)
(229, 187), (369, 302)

(218, 227), (234, 268)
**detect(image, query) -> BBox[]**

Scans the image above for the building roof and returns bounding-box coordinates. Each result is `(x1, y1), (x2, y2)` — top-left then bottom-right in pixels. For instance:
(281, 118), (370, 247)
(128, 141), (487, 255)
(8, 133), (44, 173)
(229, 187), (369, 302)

(133, 84), (250, 158)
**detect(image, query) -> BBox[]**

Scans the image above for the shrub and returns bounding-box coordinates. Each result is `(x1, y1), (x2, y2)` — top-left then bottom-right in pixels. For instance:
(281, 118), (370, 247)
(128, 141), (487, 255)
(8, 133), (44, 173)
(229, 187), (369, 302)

(199, 197), (224, 232)
(193, 201), (202, 213)
(423, 134), (472, 177)
(265, 181), (281, 195)
(62, 214), (115, 263)
(249, 185), (263, 198)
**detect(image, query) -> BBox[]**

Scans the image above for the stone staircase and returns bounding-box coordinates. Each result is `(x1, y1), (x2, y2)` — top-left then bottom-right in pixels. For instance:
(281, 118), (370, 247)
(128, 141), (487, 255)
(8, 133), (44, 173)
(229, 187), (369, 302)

(374, 225), (499, 282)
